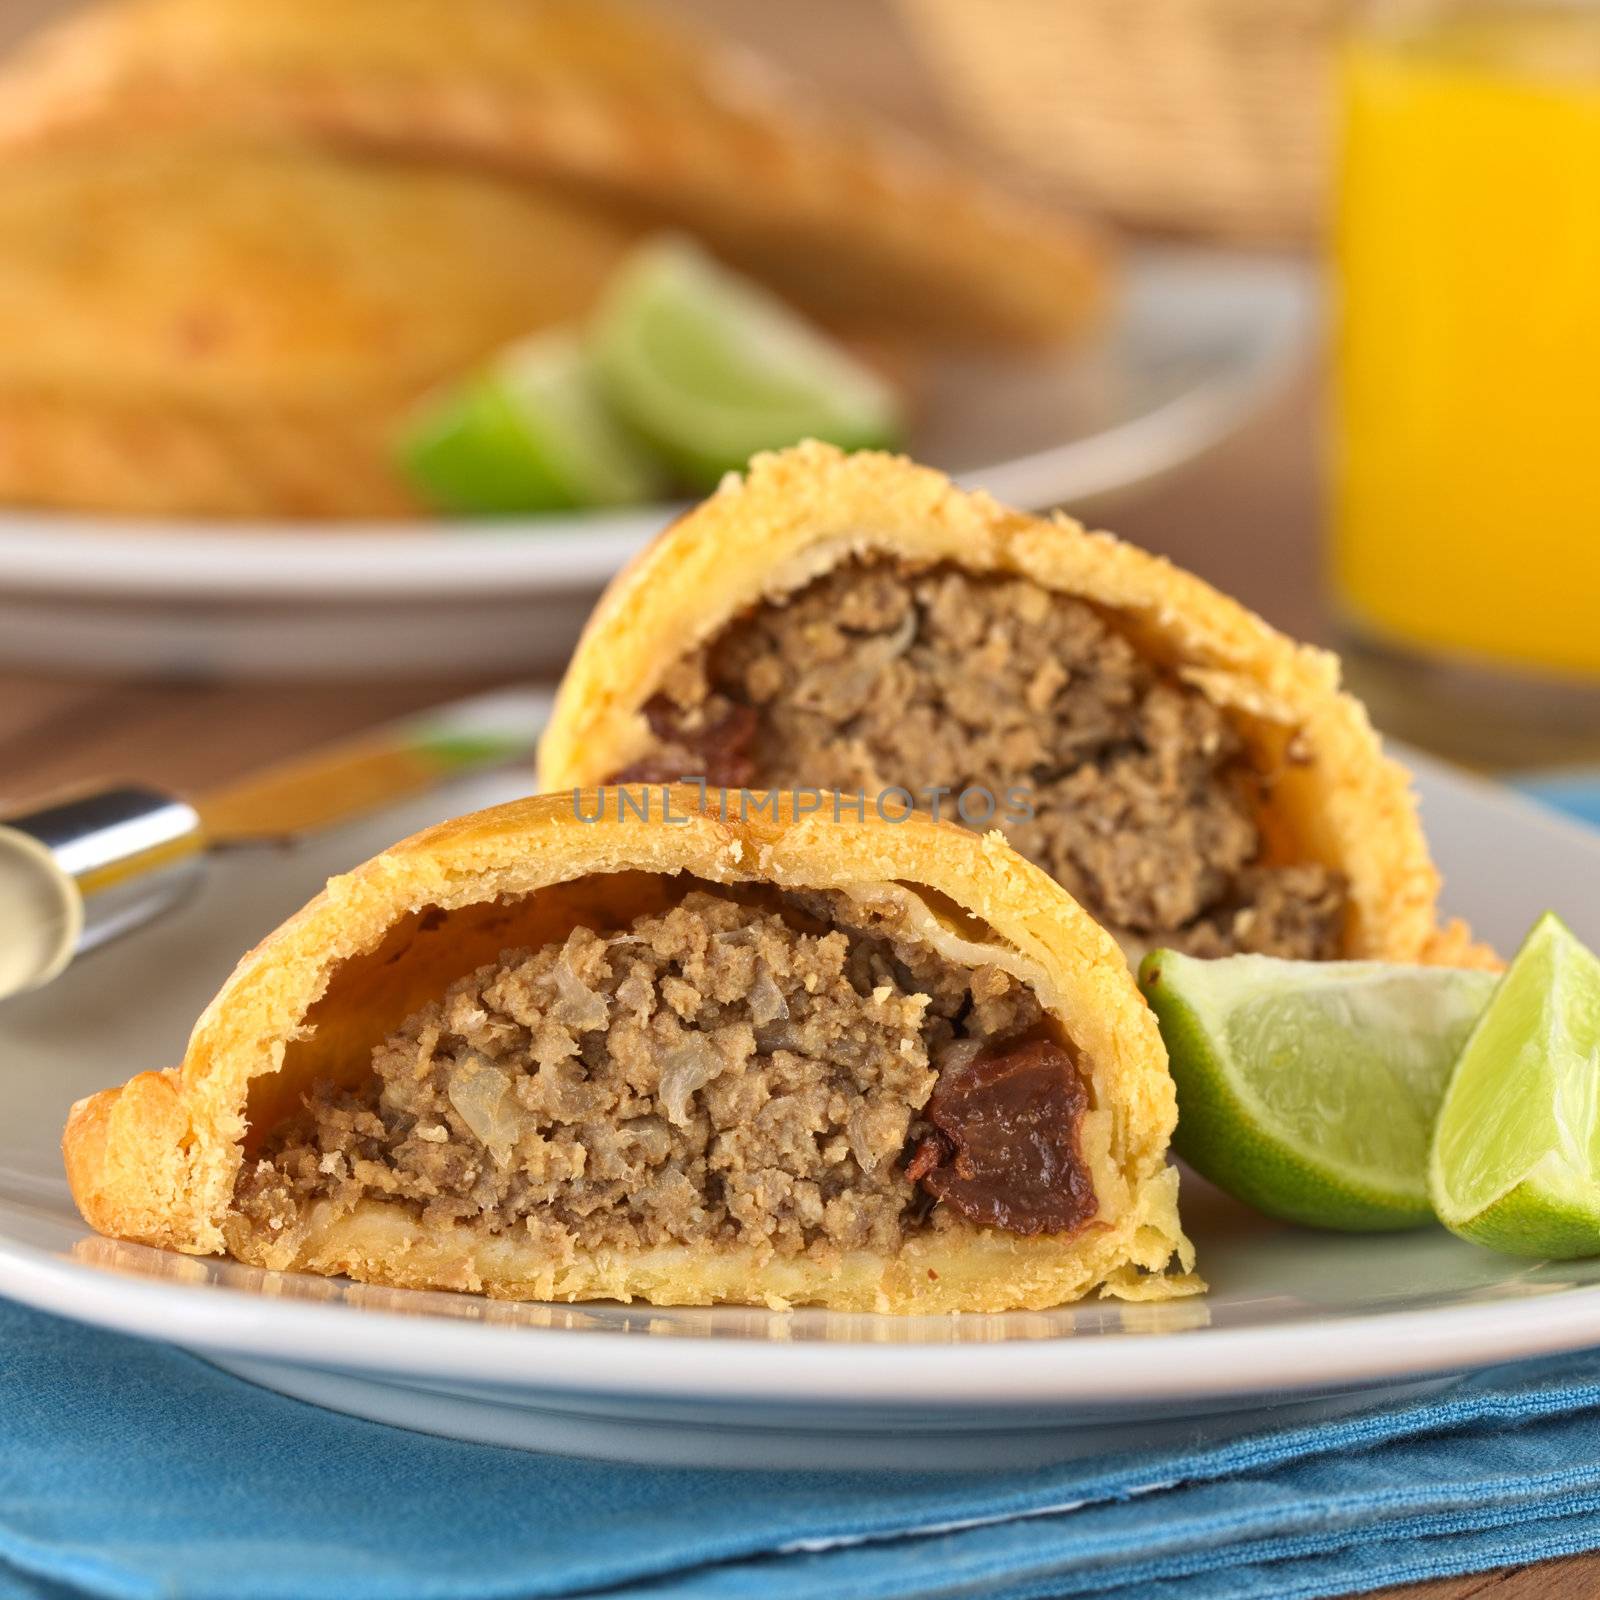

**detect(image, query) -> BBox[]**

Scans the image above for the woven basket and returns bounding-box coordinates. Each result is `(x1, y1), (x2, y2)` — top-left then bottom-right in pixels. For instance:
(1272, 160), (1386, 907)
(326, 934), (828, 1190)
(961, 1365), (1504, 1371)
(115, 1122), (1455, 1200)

(896, 0), (1348, 241)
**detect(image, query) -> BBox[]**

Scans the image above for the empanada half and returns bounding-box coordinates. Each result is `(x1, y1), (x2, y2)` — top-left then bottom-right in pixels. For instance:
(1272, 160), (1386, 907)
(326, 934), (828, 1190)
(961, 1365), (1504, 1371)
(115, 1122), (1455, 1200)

(63, 789), (1197, 1312)
(540, 443), (1488, 969)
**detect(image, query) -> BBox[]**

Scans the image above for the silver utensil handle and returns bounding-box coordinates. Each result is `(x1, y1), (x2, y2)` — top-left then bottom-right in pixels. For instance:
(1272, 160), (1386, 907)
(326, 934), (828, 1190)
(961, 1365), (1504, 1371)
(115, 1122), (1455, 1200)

(0, 785), (204, 999)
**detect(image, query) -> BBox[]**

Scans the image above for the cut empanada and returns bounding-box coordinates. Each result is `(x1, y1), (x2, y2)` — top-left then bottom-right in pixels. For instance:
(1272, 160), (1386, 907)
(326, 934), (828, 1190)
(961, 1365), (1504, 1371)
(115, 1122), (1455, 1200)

(541, 443), (1488, 969)
(63, 788), (1197, 1311)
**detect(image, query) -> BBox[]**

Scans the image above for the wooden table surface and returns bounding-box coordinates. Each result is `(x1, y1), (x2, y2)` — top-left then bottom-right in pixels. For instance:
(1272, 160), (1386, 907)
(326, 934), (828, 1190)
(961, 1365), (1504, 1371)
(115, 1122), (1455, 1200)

(1, 3), (1595, 1597)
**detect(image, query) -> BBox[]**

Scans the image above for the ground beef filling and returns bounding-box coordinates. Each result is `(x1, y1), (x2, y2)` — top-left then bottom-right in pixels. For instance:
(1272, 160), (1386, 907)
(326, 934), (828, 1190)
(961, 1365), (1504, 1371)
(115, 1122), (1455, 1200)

(629, 560), (1348, 959)
(232, 887), (1095, 1261)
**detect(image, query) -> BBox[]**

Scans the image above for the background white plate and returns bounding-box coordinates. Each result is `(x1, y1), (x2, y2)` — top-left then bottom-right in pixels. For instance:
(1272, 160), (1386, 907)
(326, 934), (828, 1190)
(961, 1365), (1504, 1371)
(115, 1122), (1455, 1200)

(2, 753), (1599, 1469)
(0, 249), (1310, 678)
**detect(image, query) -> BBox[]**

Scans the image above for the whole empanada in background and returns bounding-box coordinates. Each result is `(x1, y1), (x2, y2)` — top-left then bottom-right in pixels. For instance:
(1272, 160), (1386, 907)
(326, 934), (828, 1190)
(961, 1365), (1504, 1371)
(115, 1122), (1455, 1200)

(0, 143), (633, 518)
(64, 790), (1198, 1312)
(0, 0), (1105, 346)
(0, 0), (1108, 519)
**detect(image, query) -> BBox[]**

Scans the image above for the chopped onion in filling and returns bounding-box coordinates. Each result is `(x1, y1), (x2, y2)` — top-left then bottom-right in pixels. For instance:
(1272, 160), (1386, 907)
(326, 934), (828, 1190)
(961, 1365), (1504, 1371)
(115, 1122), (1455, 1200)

(446, 1050), (527, 1168)
(657, 1036), (727, 1127)
(795, 606), (919, 711)
(933, 1036), (987, 1076)
(749, 960), (789, 1025)
(552, 931), (610, 1032)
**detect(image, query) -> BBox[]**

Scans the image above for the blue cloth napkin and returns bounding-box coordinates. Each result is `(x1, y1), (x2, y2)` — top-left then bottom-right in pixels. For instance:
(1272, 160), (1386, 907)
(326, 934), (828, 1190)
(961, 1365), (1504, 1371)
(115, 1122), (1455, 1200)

(1516, 771), (1600, 831)
(7, 1293), (1600, 1600)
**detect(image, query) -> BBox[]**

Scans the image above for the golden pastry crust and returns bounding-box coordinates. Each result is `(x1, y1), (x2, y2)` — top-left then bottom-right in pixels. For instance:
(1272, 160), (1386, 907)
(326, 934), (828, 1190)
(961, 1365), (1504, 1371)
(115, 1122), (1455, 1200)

(0, 0), (1106, 351)
(540, 442), (1490, 968)
(63, 788), (1197, 1312)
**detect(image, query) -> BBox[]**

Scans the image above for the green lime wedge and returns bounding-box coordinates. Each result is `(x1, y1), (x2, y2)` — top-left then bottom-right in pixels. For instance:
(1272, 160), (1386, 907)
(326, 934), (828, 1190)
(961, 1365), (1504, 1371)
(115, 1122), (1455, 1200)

(1430, 914), (1600, 1258)
(398, 332), (665, 514)
(1140, 949), (1497, 1231)
(589, 235), (905, 488)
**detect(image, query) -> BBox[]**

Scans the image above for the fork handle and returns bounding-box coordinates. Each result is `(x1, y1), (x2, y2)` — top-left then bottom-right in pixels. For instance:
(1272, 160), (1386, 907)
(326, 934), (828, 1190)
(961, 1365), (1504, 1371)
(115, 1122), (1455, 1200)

(0, 785), (204, 1000)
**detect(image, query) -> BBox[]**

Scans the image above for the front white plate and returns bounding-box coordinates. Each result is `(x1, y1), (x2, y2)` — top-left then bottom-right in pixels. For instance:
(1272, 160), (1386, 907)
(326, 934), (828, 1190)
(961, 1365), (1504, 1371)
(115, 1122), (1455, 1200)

(2, 755), (1597, 1469)
(0, 249), (1309, 678)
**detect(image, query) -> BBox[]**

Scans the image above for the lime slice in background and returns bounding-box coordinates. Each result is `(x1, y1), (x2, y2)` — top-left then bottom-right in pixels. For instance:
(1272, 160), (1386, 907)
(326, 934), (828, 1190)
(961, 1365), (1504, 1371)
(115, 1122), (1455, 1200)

(398, 332), (665, 514)
(590, 235), (906, 488)
(1140, 949), (1498, 1231)
(1431, 913), (1600, 1258)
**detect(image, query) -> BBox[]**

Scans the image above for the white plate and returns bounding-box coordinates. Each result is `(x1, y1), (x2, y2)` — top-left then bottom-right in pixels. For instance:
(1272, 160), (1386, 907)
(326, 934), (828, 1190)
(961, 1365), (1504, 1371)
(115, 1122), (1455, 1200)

(0, 249), (1310, 678)
(2, 752), (1599, 1468)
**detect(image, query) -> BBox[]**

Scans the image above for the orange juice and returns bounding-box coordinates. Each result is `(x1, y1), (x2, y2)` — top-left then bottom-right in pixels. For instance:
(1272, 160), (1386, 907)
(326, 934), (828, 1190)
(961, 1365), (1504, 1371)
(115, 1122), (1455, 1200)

(1334, 6), (1600, 681)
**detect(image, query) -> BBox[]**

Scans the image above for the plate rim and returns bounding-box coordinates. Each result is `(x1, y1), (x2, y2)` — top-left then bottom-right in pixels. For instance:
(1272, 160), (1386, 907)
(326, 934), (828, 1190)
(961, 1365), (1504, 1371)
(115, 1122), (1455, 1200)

(3, 1228), (1598, 1406)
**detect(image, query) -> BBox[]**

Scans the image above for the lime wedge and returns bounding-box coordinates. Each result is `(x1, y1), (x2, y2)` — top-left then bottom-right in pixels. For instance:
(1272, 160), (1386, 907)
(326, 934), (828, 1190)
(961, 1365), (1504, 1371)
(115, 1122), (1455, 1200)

(590, 236), (905, 488)
(1430, 914), (1600, 1258)
(399, 332), (665, 514)
(1141, 950), (1497, 1231)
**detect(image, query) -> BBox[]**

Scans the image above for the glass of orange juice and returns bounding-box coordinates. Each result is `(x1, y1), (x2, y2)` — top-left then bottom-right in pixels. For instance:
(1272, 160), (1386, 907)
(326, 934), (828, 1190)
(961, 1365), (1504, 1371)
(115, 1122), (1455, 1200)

(1333, 0), (1600, 765)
